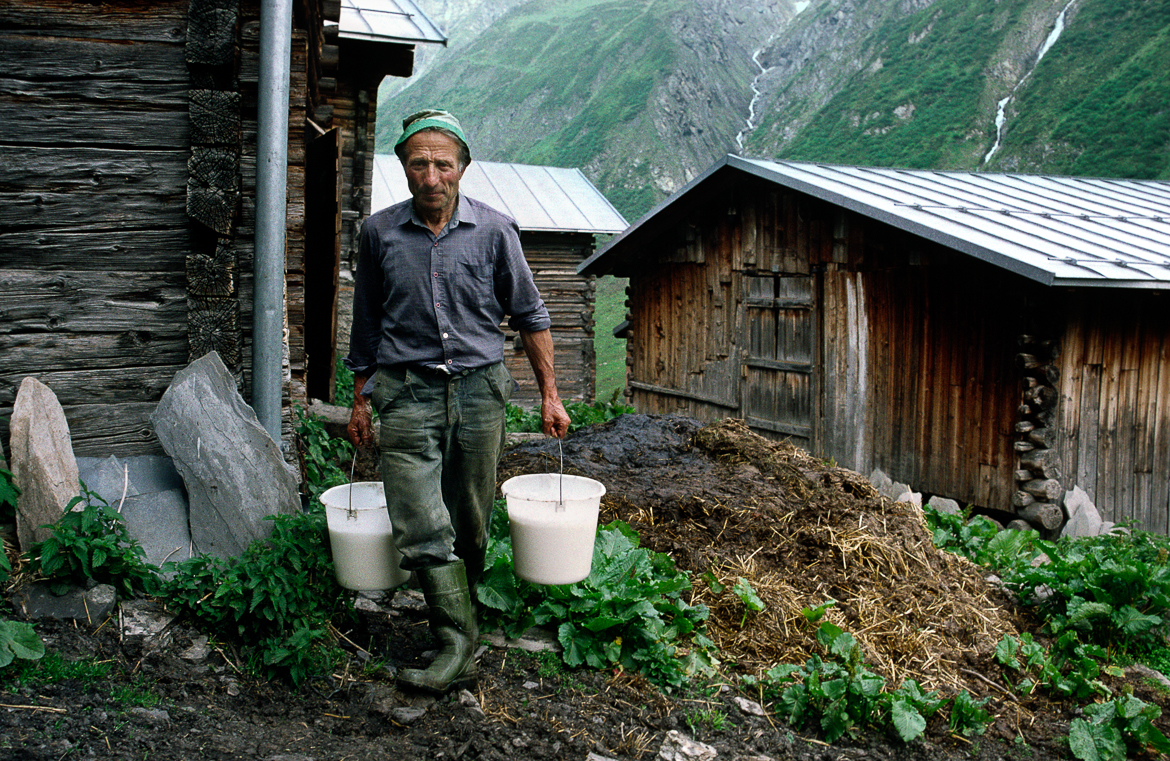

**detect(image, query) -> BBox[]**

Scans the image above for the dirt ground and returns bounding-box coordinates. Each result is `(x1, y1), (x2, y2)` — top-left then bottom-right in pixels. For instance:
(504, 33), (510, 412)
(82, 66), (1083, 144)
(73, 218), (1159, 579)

(4, 414), (1170, 761)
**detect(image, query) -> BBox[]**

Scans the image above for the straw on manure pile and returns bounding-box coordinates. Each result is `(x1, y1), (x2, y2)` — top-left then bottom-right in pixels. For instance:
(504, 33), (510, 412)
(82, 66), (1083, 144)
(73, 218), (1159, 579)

(650, 420), (1020, 697)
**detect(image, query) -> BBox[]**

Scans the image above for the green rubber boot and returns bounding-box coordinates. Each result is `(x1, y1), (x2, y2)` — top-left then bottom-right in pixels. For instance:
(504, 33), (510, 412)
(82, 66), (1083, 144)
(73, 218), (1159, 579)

(397, 560), (478, 695)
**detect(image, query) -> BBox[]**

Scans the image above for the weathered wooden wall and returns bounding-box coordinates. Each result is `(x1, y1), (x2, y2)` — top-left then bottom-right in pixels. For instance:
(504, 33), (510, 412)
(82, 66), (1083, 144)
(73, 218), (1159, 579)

(504, 232), (598, 405)
(0, 0), (336, 461)
(0, 0), (193, 457)
(1054, 289), (1170, 533)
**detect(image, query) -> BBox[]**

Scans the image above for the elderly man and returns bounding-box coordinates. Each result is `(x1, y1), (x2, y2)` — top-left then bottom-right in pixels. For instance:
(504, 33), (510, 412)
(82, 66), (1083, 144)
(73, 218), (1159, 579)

(345, 109), (570, 694)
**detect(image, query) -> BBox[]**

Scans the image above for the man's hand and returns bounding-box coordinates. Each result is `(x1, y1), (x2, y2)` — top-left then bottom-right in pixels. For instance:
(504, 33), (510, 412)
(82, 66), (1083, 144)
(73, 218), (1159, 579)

(542, 397), (571, 439)
(347, 375), (374, 448)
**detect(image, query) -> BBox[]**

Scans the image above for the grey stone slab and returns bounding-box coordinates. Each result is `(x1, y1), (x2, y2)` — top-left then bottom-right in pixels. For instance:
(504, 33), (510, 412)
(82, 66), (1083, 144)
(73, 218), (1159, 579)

(119, 489), (192, 568)
(150, 352), (299, 559)
(1061, 485), (1103, 538)
(78, 455), (186, 508)
(11, 581), (117, 624)
(928, 497), (961, 516)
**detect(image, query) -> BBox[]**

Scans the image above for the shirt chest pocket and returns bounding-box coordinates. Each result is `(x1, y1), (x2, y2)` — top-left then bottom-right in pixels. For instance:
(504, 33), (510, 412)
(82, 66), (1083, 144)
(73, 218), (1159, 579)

(451, 254), (495, 306)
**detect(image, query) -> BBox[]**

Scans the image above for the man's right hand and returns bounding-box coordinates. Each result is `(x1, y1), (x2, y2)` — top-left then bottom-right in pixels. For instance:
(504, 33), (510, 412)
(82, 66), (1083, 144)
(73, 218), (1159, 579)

(347, 374), (374, 448)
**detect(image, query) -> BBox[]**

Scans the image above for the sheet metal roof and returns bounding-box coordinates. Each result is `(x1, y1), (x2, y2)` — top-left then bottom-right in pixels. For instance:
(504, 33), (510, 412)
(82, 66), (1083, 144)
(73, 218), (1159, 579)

(372, 154), (628, 235)
(580, 155), (1170, 289)
(338, 0), (447, 46)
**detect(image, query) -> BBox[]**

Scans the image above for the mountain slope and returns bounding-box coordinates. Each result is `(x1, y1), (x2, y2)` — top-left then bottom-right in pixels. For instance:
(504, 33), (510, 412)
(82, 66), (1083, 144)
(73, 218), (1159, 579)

(379, 0), (1170, 221)
(379, 0), (792, 217)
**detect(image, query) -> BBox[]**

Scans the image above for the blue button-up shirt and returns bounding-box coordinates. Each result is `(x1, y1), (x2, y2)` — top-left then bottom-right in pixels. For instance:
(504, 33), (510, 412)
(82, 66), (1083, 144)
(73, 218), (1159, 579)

(344, 193), (551, 378)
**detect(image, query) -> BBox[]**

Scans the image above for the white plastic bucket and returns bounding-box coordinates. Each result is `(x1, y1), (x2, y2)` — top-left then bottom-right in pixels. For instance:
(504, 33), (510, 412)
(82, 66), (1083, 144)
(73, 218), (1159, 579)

(501, 473), (606, 585)
(321, 482), (410, 591)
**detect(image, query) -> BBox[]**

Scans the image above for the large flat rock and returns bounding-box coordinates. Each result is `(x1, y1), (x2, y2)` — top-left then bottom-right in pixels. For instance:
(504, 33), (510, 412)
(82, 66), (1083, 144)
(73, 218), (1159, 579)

(150, 352), (299, 558)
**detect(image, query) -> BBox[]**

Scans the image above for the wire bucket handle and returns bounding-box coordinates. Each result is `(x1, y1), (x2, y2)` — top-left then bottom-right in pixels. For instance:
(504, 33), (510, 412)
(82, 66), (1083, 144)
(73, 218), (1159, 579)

(347, 448), (358, 520)
(556, 438), (565, 512)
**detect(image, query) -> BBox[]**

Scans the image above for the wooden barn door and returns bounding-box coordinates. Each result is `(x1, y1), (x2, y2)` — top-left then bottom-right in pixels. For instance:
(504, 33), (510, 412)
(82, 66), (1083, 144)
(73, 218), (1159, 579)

(742, 274), (816, 449)
(304, 128), (342, 403)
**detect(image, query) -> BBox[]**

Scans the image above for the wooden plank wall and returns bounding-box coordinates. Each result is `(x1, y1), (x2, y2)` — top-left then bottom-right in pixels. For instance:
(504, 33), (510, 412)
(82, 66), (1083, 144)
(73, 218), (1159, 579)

(504, 232), (598, 405)
(1055, 289), (1170, 533)
(840, 246), (1021, 510)
(0, 0), (192, 457)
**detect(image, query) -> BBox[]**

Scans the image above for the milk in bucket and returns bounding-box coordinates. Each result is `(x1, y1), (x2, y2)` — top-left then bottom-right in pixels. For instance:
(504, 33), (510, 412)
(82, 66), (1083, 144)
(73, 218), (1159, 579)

(321, 482), (410, 591)
(501, 473), (606, 585)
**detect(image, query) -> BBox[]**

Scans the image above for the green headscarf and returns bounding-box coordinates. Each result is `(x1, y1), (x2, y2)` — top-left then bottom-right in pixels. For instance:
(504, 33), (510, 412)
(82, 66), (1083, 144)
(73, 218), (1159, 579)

(395, 109), (471, 160)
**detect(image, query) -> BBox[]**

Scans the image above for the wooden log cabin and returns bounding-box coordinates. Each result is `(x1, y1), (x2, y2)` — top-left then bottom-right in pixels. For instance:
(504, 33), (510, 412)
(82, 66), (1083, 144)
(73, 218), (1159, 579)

(371, 155), (629, 405)
(0, 0), (446, 461)
(579, 155), (1170, 533)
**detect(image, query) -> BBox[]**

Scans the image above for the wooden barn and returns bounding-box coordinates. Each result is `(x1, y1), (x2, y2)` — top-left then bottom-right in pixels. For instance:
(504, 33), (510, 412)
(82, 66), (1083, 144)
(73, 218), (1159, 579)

(579, 155), (1170, 533)
(0, 0), (445, 461)
(372, 155), (628, 405)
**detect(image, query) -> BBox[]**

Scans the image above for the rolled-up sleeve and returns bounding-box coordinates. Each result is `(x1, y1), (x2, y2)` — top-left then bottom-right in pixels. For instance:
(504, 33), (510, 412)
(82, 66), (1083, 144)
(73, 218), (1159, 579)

(495, 222), (551, 333)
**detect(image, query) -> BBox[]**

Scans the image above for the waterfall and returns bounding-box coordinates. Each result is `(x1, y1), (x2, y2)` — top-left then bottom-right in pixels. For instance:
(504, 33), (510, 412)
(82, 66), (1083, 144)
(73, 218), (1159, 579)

(984, 0), (1076, 165)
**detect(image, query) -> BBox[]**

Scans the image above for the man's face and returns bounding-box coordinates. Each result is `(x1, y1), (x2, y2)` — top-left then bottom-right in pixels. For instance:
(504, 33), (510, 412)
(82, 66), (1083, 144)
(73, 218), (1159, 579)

(402, 131), (466, 220)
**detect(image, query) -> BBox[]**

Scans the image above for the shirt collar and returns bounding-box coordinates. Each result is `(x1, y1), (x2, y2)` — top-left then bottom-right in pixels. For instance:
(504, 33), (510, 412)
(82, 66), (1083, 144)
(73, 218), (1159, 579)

(402, 192), (479, 235)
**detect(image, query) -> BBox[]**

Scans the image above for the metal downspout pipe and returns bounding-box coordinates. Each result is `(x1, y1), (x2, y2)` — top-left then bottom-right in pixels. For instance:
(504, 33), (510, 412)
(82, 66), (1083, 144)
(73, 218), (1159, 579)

(253, 0), (293, 444)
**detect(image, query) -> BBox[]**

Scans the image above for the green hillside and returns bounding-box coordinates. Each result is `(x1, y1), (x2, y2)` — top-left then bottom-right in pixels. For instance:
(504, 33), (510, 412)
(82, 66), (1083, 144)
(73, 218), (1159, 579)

(759, 0), (1029, 168)
(755, 0), (1170, 179)
(988, 0), (1170, 177)
(379, 0), (767, 222)
(380, 0), (684, 219)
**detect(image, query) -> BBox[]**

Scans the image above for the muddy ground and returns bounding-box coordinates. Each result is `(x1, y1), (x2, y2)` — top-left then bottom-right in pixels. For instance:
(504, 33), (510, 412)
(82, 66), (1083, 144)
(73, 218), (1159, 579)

(4, 414), (1169, 761)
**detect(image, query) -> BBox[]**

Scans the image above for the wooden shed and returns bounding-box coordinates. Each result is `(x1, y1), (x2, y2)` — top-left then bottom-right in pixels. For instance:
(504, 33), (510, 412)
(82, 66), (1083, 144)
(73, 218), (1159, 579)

(580, 155), (1170, 533)
(0, 0), (445, 461)
(371, 155), (628, 405)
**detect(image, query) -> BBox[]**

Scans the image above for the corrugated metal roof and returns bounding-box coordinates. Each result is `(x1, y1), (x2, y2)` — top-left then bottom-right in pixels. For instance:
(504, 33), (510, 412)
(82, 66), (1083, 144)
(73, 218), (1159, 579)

(338, 0), (447, 46)
(581, 155), (1170, 289)
(372, 154), (628, 234)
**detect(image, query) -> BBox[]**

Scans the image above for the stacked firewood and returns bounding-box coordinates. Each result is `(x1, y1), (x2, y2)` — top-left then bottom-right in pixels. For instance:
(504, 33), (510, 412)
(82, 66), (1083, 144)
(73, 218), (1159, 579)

(185, 0), (244, 376)
(1012, 335), (1064, 534)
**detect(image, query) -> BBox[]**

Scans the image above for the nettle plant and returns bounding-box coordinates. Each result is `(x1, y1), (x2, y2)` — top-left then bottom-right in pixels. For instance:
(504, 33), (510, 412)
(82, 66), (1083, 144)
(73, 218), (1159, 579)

(25, 485), (159, 598)
(162, 508), (354, 686)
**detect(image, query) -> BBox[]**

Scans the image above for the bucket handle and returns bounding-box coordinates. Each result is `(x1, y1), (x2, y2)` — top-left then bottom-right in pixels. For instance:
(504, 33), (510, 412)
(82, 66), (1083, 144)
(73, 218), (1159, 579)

(347, 448), (358, 521)
(557, 438), (565, 512)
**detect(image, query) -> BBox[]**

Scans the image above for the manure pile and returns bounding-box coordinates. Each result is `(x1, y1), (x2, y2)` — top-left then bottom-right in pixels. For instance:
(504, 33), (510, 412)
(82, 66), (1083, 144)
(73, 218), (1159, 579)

(499, 414), (1022, 697)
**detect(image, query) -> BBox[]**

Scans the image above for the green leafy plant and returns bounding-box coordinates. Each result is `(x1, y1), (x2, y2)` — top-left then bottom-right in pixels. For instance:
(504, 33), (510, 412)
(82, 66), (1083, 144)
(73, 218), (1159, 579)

(948, 689), (991, 736)
(505, 399), (635, 434)
(995, 632), (1112, 700)
(478, 506), (713, 689)
(0, 467), (18, 582)
(925, 505), (1042, 569)
(801, 599), (837, 626)
(25, 486), (158, 598)
(1004, 532), (1170, 660)
(161, 508), (352, 685)
(743, 621), (975, 743)
(1069, 694), (1170, 761)
(731, 577), (765, 628)
(295, 406), (355, 501)
(0, 619), (44, 669)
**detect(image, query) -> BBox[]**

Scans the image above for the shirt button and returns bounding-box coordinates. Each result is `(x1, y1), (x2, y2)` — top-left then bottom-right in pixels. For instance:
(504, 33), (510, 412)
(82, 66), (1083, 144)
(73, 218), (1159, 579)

(433, 272), (439, 277)
(446, 359), (453, 364)
(442, 332), (449, 339)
